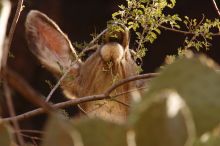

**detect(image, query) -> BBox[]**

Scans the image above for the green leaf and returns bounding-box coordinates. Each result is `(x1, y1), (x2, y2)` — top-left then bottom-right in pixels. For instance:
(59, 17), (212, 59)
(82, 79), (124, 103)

(73, 118), (128, 146)
(0, 121), (14, 146)
(41, 113), (83, 146)
(154, 28), (161, 35)
(129, 90), (195, 146)
(141, 56), (220, 135)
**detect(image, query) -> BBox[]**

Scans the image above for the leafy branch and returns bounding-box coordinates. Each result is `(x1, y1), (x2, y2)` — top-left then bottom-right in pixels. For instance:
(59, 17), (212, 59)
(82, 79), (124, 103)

(111, 0), (220, 60)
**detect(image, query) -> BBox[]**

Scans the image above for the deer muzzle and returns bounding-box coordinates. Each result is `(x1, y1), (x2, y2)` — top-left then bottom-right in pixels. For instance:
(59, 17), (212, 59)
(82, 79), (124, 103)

(100, 42), (124, 63)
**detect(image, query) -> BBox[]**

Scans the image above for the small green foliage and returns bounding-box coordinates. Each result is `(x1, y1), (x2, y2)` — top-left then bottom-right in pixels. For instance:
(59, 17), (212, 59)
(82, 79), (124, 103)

(136, 65), (144, 73)
(73, 41), (89, 50)
(180, 17), (220, 52)
(8, 51), (14, 59)
(103, 60), (120, 85)
(107, 22), (125, 40)
(57, 109), (70, 119)
(56, 61), (65, 74)
(165, 55), (176, 64)
(65, 74), (75, 82)
(111, 0), (220, 61)
(112, 0), (181, 57)
(45, 80), (54, 89)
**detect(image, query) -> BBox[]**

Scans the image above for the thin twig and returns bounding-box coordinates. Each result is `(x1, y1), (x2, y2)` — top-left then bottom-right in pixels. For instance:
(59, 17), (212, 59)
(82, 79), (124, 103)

(46, 65), (72, 102)
(112, 86), (148, 98)
(111, 99), (130, 107)
(3, 82), (25, 146)
(18, 129), (44, 135)
(111, 86), (149, 107)
(2, 0), (24, 66)
(1, 0), (25, 145)
(18, 133), (42, 141)
(104, 73), (158, 95)
(87, 28), (108, 47)
(211, 0), (220, 17)
(2, 73), (158, 122)
(137, 27), (147, 51)
(159, 25), (220, 36)
(0, 0), (11, 70)
(77, 105), (89, 117)
(2, 94), (106, 122)
(79, 44), (99, 57)
(159, 25), (194, 35)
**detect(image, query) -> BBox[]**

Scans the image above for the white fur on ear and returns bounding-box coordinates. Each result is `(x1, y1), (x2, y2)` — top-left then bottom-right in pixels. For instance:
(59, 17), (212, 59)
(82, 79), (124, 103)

(100, 42), (124, 62)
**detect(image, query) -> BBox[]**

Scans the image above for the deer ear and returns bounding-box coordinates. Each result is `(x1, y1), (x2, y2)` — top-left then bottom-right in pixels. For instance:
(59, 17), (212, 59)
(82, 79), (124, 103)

(25, 10), (79, 75)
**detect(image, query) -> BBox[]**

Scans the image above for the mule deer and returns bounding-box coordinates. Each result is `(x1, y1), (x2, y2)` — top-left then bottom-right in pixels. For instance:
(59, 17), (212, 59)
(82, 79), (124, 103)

(25, 10), (143, 123)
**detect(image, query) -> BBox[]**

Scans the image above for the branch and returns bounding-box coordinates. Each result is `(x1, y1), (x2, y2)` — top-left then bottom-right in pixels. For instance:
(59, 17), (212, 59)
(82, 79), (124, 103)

(2, 73), (158, 122)
(159, 25), (220, 36)
(3, 82), (25, 145)
(79, 28), (108, 56)
(2, 94), (106, 122)
(1, 0), (25, 145)
(104, 73), (158, 95)
(3, 68), (54, 112)
(0, 0), (11, 70)
(111, 99), (130, 107)
(2, 0), (24, 67)
(211, 0), (220, 17)
(46, 65), (73, 102)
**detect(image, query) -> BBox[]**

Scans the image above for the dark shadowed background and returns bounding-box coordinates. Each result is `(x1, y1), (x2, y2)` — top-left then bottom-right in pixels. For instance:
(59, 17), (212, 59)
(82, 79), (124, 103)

(3, 0), (220, 136)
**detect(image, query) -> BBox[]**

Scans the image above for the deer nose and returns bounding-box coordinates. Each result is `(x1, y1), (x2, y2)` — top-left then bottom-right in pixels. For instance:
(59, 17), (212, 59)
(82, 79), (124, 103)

(100, 42), (124, 62)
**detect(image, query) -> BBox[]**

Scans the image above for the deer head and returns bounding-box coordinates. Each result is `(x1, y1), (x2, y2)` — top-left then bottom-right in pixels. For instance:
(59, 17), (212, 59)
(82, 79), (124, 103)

(25, 10), (142, 123)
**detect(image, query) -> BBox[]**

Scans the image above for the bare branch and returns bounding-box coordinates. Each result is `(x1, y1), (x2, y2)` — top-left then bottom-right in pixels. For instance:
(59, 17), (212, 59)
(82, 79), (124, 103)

(1, 0), (25, 145)
(104, 73), (158, 95)
(46, 65), (72, 102)
(159, 25), (220, 36)
(77, 104), (89, 117)
(2, 94), (106, 122)
(2, 0), (24, 67)
(79, 44), (99, 57)
(111, 99), (130, 107)
(2, 73), (158, 122)
(17, 129), (44, 134)
(211, 0), (220, 17)
(0, 0), (11, 70)
(87, 28), (108, 47)
(3, 82), (25, 146)
(3, 68), (54, 112)
(112, 86), (148, 98)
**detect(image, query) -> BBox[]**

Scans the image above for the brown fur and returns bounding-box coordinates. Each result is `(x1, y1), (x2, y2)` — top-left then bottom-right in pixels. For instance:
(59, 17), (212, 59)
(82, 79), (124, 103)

(25, 10), (141, 123)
